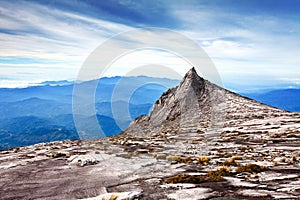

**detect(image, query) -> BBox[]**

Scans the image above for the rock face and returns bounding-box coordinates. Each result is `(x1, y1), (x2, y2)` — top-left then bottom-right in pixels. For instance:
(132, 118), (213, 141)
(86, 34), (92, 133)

(124, 67), (226, 137)
(123, 67), (282, 139)
(0, 68), (300, 200)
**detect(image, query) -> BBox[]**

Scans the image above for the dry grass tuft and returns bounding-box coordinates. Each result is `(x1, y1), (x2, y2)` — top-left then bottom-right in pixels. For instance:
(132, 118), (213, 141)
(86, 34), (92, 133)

(292, 154), (297, 162)
(13, 147), (21, 153)
(163, 167), (230, 184)
(287, 133), (297, 138)
(163, 174), (218, 184)
(222, 156), (241, 166)
(107, 194), (118, 200)
(197, 157), (210, 165)
(236, 164), (267, 174)
(153, 153), (167, 159)
(46, 152), (66, 158)
(165, 155), (210, 165)
(166, 155), (182, 162)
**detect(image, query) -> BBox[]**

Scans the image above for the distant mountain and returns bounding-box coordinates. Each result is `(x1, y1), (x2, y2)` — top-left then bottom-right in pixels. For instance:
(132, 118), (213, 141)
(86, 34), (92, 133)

(84, 114), (125, 137)
(0, 84), (74, 103)
(2, 75), (298, 150)
(0, 97), (71, 119)
(0, 113), (130, 150)
(41, 80), (74, 86)
(0, 116), (78, 150)
(0, 76), (179, 150)
(244, 89), (300, 112)
(0, 76), (178, 103)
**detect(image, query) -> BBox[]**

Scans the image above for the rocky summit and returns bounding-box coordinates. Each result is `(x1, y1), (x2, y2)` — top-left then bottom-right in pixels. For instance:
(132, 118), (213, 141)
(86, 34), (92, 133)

(1, 68), (300, 200)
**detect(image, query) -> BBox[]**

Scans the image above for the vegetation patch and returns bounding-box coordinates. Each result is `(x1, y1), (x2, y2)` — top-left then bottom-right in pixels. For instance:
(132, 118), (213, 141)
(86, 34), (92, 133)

(163, 167), (231, 184)
(46, 152), (67, 158)
(222, 156), (241, 166)
(197, 156), (210, 165)
(239, 146), (253, 152)
(163, 174), (216, 184)
(106, 194), (118, 200)
(236, 164), (267, 173)
(19, 154), (35, 159)
(165, 155), (210, 165)
(292, 154), (297, 162)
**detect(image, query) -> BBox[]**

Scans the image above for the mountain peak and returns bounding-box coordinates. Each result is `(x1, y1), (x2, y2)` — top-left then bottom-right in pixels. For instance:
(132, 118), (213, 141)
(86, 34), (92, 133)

(123, 67), (284, 139)
(186, 67), (197, 77)
(178, 67), (205, 97)
(182, 67), (203, 84)
(124, 68), (223, 136)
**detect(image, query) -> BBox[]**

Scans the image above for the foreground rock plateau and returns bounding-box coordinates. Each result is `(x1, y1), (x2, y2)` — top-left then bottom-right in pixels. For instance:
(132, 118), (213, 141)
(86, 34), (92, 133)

(1, 68), (300, 199)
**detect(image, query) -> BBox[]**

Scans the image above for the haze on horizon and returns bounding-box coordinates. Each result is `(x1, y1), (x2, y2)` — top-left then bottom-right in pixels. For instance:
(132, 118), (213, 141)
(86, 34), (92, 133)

(0, 0), (300, 92)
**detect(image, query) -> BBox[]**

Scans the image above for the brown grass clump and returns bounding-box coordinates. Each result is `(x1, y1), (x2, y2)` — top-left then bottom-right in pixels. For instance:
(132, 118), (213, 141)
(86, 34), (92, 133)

(73, 150), (87, 155)
(273, 161), (278, 166)
(67, 150), (87, 157)
(163, 174), (207, 184)
(206, 172), (225, 182)
(165, 155), (210, 165)
(216, 166), (232, 176)
(46, 152), (66, 158)
(13, 147), (21, 153)
(107, 194), (118, 200)
(236, 164), (267, 174)
(239, 146), (253, 152)
(166, 155), (182, 162)
(292, 154), (297, 162)
(153, 153), (167, 159)
(222, 156), (241, 166)
(19, 154), (35, 159)
(197, 156), (210, 165)
(66, 151), (74, 158)
(163, 167), (230, 184)
(206, 167), (231, 181)
(191, 138), (205, 144)
(287, 133), (297, 138)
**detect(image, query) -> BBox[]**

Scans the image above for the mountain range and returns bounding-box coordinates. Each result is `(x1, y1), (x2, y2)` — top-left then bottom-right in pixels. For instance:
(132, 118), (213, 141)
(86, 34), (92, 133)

(245, 89), (300, 112)
(0, 68), (299, 199)
(0, 74), (300, 150)
(0, 76), (178, 150)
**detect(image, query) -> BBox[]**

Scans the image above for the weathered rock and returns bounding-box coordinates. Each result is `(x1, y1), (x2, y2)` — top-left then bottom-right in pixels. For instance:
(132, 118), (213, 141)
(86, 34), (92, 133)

(79, 191), (142, 200)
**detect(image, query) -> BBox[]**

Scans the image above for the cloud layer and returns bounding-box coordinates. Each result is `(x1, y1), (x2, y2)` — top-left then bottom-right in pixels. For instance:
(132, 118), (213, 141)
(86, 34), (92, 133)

(0, 0), (299, 90)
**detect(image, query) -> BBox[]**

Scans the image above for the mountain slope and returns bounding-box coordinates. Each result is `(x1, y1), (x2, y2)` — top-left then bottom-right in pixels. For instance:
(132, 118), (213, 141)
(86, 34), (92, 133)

(123, 68), (284, 138)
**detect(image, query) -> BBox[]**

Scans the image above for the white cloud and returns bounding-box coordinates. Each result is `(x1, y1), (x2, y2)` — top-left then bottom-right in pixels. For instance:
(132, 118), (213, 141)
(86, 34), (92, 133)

(172, 6), (300, 90)
(0, 0), (299, 91)
(0, 1), (134, 86)
(279, 78), (300, 85)
(105, 49), (191, 79)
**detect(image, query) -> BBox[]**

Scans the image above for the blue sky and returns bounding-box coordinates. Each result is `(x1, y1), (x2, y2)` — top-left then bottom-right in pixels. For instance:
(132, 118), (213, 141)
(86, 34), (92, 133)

(0, 0), (299, 91)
